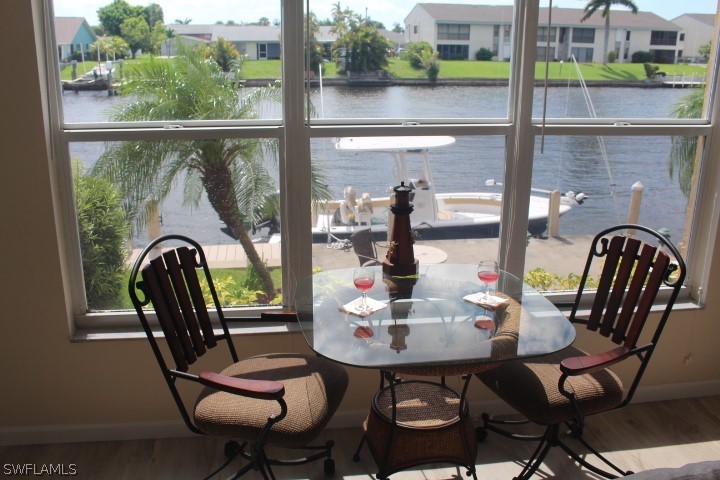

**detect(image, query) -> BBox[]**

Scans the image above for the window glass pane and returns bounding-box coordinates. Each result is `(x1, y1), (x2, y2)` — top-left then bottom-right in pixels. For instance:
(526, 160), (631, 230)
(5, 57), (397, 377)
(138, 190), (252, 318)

(70, 138), (281, 311)
(309, 1), (512, 119)
(535, 3), (711, 119)
(525, 135), (696, 290)
(54, 1), (282, 124)
(310, 135), (506, 270)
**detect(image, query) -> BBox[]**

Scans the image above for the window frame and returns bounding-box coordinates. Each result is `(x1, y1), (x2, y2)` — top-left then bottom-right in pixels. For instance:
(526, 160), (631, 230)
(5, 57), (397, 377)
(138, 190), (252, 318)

(44, 0), (719, 332)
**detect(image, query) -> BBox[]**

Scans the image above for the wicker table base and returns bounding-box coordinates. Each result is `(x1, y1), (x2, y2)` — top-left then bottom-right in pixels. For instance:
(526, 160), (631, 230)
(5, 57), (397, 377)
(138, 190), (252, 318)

(363, 380), (478, 479)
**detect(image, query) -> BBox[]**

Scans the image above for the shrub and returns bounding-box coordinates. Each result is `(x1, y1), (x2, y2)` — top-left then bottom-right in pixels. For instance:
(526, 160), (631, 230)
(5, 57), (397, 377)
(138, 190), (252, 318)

(523, 268), (598, 292)
(607, 51), (617, 63)
(475, 47), (493, 61)
(403, 41), (433, 70)
(425, 58), (440, 83)
(643, 62), (659, 78)
(631, 50), (653, 63)
(74, 163), (130, 310)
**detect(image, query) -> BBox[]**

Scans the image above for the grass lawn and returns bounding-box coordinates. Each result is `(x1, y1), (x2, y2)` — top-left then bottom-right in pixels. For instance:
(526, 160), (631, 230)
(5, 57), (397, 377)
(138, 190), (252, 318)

(61, 55), (708, 83)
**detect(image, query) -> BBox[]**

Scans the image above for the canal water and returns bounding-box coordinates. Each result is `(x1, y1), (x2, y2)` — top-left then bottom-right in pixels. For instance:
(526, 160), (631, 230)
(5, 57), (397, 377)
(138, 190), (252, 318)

(61, 84), (694, 246)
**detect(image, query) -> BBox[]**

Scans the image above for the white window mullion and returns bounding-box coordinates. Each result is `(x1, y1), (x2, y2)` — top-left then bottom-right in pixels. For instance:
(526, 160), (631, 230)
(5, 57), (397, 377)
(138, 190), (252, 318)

(280, 0), (312, 307)
(499, 0), (539, 277)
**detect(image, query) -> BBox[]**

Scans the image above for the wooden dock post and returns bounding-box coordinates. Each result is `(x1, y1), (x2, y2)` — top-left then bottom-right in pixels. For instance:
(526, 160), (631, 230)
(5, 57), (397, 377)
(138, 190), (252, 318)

(547, 190), (561, 237)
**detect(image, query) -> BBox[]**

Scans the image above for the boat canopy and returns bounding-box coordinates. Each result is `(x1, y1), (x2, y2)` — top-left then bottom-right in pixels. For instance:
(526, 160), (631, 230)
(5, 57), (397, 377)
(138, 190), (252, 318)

(335, 136), (455, 152)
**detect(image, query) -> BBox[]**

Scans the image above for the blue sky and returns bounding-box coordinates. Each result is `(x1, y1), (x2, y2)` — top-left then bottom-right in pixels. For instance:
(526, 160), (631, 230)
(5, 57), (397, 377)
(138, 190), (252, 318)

(54, 0), (718, 28)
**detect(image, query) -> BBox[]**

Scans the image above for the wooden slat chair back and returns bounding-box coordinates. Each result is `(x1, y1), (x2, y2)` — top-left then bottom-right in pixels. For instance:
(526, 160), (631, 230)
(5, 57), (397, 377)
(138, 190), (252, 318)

(129, 235), (238, 434)
(476, 224), (686, 480)
(129, 235), (349, 479)
(567, 225), (685, 404)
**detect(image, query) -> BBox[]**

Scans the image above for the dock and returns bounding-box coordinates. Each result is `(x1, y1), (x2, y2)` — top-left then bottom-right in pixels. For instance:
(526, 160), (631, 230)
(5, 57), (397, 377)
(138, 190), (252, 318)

(129, 235), (596, 276)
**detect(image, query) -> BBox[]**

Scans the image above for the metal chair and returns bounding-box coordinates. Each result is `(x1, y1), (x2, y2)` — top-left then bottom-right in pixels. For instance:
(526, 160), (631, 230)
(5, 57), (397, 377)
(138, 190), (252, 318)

(129, 234), (348, 479)
(476, 224), (686, 479)
(350, 228), (383, 266)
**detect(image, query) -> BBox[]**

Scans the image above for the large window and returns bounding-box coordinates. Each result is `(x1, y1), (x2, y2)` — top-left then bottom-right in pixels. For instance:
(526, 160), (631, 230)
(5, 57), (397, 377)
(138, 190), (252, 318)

(438, 23), (470, 41)
(651, 31), (678, 46)
(46, 0), (718, 326)
(437, 44), (469, 60)
(572, 27), (595, 44)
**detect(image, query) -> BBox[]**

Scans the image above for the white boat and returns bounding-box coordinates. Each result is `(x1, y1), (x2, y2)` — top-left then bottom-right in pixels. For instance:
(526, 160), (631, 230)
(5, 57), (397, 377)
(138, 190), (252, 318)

(311, 135), (583, 243)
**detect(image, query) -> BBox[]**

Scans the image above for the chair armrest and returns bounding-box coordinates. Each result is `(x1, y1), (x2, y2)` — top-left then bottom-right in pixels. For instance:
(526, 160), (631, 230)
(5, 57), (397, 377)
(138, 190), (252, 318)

(199, 371), (285, 400)
(560, 346), (632, 376)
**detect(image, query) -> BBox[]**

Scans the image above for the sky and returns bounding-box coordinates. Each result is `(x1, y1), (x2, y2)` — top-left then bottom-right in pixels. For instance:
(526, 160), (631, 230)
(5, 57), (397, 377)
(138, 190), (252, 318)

(53, 0), (719, 29)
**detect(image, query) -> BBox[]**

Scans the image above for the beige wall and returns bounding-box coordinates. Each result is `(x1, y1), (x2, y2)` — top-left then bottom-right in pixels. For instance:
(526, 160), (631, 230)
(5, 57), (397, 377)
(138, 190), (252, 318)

(2, 0), (719, 443)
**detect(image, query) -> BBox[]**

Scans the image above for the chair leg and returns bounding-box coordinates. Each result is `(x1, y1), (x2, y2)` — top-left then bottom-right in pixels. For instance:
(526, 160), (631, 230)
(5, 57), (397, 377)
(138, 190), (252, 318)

(557, 432), (633, 479)
(353, 434), (366, 461)
(513, 424), (557, 480)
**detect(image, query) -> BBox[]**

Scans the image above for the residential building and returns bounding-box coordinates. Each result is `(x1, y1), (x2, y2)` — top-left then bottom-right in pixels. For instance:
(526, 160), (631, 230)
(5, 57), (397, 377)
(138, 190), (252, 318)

(404, 4), (681, 63)
(164, 24), (282, 59)
(54, 17), (96, 62)
(672, 13), (715, 62)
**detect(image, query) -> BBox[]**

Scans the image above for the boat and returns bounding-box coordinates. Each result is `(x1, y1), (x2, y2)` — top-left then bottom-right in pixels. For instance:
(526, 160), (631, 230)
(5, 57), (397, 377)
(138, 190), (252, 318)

(311, 135), (584, 243)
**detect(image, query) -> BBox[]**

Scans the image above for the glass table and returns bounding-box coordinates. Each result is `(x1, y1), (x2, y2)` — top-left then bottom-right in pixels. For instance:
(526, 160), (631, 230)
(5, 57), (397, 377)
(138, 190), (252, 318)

(294, 264), (575, 479)
(295, 264), (575, 372)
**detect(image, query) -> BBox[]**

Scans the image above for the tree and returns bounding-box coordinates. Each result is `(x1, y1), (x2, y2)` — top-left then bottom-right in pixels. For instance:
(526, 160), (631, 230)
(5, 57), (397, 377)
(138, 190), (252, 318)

(392, 22), (404, 33)
(580, 0), (638, 66)
(144, 3), (164, 28)
(90, 36), (129, 61)
(148, 21), (167, 56)
(174, 17), (192, 24)
(669, 87), (705, 198)
(92, 43), (285, 300)
(73, 161), (129, 310)
(258, 17), (271, 26)
(97, 0), (145, 36)
(699, 40), (712, 61)
(207, 37), (240, 72)
(120, 16), (151, 58)
(331, 5), (390, 73)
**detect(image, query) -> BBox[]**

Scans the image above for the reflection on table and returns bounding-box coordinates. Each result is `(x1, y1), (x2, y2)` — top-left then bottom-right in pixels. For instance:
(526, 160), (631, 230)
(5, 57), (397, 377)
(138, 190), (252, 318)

(295, 264), (575, 372)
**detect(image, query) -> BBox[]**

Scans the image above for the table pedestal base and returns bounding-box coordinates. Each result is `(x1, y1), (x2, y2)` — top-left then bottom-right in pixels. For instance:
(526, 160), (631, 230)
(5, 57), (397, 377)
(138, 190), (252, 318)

(363, 380), (478, 479)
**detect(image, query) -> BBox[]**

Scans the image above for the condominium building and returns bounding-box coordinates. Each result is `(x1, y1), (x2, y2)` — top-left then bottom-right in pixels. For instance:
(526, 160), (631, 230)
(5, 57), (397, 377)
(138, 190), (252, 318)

(404, 4), (683, 63)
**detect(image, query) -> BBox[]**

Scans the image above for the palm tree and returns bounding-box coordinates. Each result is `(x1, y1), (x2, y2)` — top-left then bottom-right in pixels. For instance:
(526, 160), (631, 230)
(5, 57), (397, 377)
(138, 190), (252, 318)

(92, 42), (283, 299)
(580, 0), (638, 66)
(669, 87), (705, 198)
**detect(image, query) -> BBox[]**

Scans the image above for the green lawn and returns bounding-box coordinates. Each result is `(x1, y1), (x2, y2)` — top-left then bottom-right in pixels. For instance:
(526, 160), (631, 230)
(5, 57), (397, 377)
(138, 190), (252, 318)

(61, 55), (708, 83)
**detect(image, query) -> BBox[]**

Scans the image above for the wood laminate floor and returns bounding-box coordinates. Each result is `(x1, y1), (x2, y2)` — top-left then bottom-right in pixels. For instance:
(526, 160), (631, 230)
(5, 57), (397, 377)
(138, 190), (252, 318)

(2, 395), (719, 479)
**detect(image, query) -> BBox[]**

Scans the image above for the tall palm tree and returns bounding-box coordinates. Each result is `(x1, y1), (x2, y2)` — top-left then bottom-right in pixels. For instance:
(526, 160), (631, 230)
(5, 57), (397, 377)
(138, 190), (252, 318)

(92, 42), (282, 299)
(580, 0), (638, 65)
(669, 87), (705, 198)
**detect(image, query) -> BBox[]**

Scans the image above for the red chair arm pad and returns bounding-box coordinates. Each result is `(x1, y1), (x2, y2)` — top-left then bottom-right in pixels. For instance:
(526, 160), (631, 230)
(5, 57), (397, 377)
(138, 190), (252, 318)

(560, 346), (631, 376)
(199, 371), (285, 400)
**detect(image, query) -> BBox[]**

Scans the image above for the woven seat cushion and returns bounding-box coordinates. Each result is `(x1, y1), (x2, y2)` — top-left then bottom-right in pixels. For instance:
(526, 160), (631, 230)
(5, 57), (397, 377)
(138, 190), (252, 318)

(373, 381), (464, 428)
(194, 353), (348, 448)
(477, 346), (624, 425)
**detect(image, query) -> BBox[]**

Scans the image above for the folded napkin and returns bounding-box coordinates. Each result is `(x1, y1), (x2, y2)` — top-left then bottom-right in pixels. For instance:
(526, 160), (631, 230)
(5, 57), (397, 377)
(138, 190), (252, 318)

(339, 297), (387, 317)
(463, 292), (508, 309)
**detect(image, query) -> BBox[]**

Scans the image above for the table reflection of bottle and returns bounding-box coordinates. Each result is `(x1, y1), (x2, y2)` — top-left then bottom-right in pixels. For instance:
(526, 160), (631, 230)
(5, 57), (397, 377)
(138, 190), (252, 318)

(389, 322), (411, 352)
(384, 274), (417, 352)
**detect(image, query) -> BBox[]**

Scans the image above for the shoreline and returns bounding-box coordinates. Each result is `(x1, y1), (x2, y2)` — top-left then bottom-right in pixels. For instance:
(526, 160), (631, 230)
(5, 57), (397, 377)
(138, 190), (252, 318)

(243, 77), (696, 88)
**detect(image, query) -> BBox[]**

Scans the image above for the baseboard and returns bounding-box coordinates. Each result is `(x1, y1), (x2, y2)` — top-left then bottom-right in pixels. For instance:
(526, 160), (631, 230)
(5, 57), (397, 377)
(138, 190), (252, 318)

(3, 379), (719, 446)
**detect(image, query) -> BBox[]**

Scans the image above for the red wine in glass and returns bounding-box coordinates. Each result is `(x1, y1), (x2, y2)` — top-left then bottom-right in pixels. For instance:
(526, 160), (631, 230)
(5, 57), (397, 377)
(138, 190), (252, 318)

(353, 267), (375, 311)
(477, 261), (499, 299)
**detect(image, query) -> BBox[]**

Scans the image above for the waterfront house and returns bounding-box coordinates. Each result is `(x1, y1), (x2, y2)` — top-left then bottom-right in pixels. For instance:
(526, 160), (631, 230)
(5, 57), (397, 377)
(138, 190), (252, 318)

(404, 4), (682, 63)
(672, 13), (716, 62)
(54, 17), (96, 62)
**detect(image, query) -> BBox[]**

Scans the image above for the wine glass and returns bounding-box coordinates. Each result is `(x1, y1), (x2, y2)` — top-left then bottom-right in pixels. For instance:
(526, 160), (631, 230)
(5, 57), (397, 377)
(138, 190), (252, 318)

(477, 260), (500, 300)
(353, 266), (376, 311)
